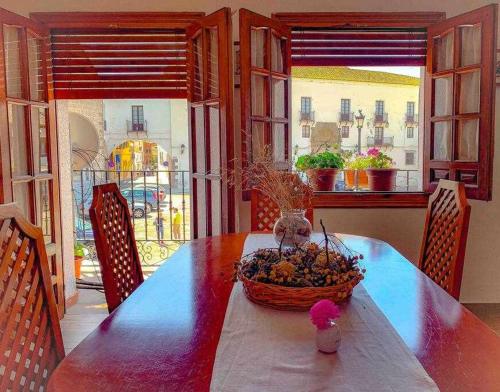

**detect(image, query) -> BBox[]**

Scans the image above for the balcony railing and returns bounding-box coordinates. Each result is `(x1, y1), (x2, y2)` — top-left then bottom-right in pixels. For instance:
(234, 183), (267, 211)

(367, 136), (394, 147)
(373, 112), (389, 125)
(338, 112), (354, 124)
(127, 120), (148, 132)
(299, 111), (315, 124)
(405, 113), (419, 125)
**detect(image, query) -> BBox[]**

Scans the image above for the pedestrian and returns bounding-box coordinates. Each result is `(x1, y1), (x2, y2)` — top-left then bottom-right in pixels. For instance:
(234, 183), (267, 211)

(155, 210), (165, 242)
(172, 207), (182, 240)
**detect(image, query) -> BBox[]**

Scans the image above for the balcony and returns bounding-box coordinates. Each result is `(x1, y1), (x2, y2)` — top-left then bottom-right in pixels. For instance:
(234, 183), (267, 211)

(367, 136), (394, 147)
(299, 111), (315, 125)
(338, 112), (354, 125)
(373, 112), (389, 125)
(127, 120), (148, 133)
(405, 113), (419, 125)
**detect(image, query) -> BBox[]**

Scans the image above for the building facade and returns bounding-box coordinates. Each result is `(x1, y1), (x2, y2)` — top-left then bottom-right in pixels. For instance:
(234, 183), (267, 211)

(292, 67), (422, 180)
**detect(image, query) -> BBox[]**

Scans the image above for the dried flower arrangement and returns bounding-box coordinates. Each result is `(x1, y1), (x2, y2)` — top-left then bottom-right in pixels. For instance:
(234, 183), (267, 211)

(234, 221), (365, 310)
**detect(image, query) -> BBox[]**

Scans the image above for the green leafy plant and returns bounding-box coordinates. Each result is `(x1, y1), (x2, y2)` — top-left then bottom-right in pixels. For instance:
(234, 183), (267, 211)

(366, 148), (394, 169)
(74, 242), (86, 258)
(296, 151), (344, 171)
(345, 154), (371, 170)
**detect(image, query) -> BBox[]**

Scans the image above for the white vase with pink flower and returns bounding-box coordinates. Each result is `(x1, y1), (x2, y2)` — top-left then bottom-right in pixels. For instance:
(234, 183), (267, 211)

(310, 299), (342, 353)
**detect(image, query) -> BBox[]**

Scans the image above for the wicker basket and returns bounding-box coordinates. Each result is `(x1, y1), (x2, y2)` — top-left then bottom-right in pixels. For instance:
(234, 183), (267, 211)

(237, 269), (363, 311)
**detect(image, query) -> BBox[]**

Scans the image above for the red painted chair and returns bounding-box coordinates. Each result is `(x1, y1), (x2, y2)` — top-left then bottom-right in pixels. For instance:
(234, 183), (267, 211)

(0, 203), (65, 391)
(89, 183), (144, 313)
(418, 180), (471, 300)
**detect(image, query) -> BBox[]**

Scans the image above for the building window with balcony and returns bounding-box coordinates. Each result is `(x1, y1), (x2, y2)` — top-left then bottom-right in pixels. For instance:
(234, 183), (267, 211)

(407, 127), (414, 138)
(341, 99), (350, 114)
(341, 126), (349, 138)
(405, 151), (416, 166)
(301, 97), (311, 113)
(131, 105), (145, 131)
(302, 125), (311, 138)
(375, 100), (384, 116)
(407, 101), (415, 117)
(374, 127), (384, 145)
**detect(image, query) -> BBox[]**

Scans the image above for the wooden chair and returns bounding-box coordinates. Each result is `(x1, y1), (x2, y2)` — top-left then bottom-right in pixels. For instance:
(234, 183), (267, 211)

(0, 203), (65, 391)
(89, 183), (144, 313)
(418, 180), (471, 300)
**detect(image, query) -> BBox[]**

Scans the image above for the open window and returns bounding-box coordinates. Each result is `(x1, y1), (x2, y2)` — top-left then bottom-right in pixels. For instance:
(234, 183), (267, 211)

(187, 8), (235, 238)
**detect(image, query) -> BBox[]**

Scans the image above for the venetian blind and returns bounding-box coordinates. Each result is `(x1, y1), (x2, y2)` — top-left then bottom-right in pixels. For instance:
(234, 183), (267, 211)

(50, 28), (187, 99)
(291, 28), (427, 66)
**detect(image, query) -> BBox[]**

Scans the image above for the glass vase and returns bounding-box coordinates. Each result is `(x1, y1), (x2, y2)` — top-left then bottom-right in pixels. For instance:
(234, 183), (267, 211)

(316, 320), (341, 354)
(273, 210), (312, 247)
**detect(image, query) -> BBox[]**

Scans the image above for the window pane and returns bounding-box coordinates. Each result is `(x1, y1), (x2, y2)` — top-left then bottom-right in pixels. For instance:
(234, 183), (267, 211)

(195, 179), (207, 237)
(434, 31), (454, 72)
(3, 26), (23, 98)
(251, 73), (268, 116)
(272, 78), (286, 118)
(31, 107), (49, 173)
(460, 24), (481, 67)
(210, 179), (222, 236)
(209, 105), (220, 172)
(251, 121), (265, 161)
(432, 121), (452, 161)
(457, 119), (479, 161)
(272, 123), (286, 165)
(251, 28), (266, 68)
(458, 71), (480, 114)
(194, 106), (205, 173)
(8, 104), (29, 176)
(13, 182), (31, 218)
(271, 33), (285, 73)
(207, 27), (219, 99)
(193, 34), (203, 101)
(27, 34), (45, 101)
(434, 77), (453, 116)
(36, 180), (53, 244)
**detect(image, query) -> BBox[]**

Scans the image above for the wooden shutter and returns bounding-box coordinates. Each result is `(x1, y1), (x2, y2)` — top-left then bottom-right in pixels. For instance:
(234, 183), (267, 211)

(239, 9), (292, 199)
(0, 7), (64, 316)
(290, 28), (427, 66)
(187, 8), (234, 238)
(424, 4), (497, 200)
(49, 28), (187, 99)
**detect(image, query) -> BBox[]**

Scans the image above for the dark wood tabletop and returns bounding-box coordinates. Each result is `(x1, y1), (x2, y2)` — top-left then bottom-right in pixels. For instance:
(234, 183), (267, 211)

(48, 233), (500, 392)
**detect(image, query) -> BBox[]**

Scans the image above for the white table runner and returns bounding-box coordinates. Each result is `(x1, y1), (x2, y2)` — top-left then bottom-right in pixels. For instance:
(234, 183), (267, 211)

(210, 234), (439, 392)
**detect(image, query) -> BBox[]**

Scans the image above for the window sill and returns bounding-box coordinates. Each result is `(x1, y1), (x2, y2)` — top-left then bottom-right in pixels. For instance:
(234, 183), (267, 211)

(312, 192), (430, 208)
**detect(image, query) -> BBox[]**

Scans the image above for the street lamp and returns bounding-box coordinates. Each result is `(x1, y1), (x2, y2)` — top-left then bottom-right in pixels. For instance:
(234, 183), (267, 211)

(354, 109), (365, 154)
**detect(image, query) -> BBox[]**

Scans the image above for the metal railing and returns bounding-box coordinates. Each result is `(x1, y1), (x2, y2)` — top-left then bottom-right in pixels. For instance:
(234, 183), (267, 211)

(338, 112), (354, 123)
(127, 120), (148, 132)
(367, 136), (394, 147)
(405, 113), (419, 125)
(73, 169), (190, 269)
(299, 111), (315, 123)
(373, 112), (389, 124)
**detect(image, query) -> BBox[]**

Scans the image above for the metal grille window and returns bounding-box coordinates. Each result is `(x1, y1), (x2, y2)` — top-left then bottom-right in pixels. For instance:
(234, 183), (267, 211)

(302, 125), (311, 138)
(407, 127), (414, 138)
(407, 101), (415, 116)
(374, 127), (384, 141)
(405, 151), (416, 165)
(341, 98), (350, 114)
(375, 100), (384, 115)
(301, 97), (311, 113)
(131, 105), (144, 130)
(341, 126), (349, 138)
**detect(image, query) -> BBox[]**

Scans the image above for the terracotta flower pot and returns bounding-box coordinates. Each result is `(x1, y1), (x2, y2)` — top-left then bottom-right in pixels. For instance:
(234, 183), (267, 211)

(306, 168), (339, 191)
(366, 168), (397, 191)
(344, 169), (369, 190)
(74, 256), (83, 279)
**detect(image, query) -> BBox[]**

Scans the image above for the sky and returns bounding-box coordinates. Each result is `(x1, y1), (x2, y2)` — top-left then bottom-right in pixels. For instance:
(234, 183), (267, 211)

(351, 66), (421, 78)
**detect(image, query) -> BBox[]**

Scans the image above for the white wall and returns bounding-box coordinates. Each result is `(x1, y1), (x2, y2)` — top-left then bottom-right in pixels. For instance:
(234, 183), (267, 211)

(3, 0), (499, 302)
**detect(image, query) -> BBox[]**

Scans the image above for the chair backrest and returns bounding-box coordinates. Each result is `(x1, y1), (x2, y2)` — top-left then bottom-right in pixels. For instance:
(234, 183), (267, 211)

(89, 183), (144, 313)
(418, 180), (471, 300)
(0, 203), (65, 391)
(250, 174), (314, 232)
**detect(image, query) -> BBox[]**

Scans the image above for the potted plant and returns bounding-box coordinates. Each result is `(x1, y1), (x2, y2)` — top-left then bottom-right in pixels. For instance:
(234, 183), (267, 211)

(74, 242), (86, 279)
(365, 148), (397, 191)
(296, 151), (344, 191)
(344, 153), (370, 190)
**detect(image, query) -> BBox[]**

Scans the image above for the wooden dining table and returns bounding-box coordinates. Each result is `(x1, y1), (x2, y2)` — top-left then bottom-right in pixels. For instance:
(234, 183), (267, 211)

(48, 233), (500, 392)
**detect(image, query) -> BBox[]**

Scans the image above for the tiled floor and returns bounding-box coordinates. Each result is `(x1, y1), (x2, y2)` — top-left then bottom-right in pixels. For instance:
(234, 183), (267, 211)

(60, 289), (500, 354)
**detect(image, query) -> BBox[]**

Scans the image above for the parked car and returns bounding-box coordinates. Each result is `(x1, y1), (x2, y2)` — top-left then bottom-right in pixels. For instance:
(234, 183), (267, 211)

(121, 187), (167, 212)
(76, 193), (152, 219)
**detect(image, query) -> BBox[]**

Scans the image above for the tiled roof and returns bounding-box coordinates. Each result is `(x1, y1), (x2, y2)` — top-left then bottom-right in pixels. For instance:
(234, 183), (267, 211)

(291, 66), (420, 86)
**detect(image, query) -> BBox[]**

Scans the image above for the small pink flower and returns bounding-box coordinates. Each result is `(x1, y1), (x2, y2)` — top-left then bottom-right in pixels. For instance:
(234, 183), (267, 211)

(310, 300), (341, 330)
(367, 148), (379, 157)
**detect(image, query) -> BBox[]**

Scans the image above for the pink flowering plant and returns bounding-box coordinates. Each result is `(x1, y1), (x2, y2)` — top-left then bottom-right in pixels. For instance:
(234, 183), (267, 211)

(365, 148), (393, 169)
(310, 299), (341, 330)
